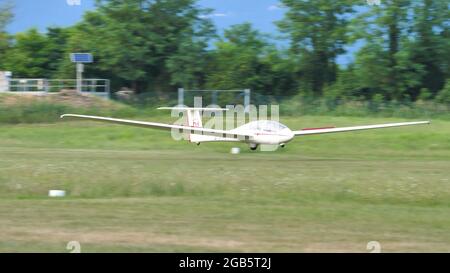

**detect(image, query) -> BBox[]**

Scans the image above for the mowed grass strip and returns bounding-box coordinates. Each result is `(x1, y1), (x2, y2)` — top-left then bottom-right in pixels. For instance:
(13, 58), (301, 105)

(0, 116), (449, 252)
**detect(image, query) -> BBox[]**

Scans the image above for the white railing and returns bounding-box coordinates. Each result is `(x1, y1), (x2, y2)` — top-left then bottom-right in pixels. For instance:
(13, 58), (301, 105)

(1, 79), (110, 98)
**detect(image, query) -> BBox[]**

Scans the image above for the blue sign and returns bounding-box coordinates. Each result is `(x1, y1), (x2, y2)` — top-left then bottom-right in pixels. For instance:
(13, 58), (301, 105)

(70, 53), (93, 63)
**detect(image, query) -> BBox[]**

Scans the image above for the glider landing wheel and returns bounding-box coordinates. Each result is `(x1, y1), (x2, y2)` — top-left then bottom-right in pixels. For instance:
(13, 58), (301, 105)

(249, 144), (258, 151)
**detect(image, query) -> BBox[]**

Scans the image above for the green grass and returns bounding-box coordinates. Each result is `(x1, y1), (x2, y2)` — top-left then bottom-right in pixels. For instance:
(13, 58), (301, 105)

(0, 115), (449, 252)
(0, 93), (140, 124)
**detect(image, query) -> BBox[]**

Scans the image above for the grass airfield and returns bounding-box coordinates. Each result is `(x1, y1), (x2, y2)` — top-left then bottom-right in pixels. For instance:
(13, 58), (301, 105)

(0, 115), (449, 252)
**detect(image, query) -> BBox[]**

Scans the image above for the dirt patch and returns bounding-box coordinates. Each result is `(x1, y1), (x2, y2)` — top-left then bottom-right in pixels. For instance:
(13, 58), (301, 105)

(1, 227), (245, 250)
(0, 90), (123, 110)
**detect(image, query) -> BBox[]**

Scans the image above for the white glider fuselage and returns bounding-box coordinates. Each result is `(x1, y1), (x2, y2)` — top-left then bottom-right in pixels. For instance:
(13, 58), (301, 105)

(174, 108), (295, 145)
(189, 121), (294, 145)
(180, 121), (294, 146)
(230, 121), (294, 145)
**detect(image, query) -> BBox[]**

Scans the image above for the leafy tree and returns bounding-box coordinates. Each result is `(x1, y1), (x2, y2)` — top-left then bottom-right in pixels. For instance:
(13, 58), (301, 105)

(2, 27), (69, 78)
(164, 4), (215, 89)
(323, 64), (360, 101)
(205, 23), (297, 97)
(351, 0), (427, 100)
(54, 25), (106, 80)
(351, 0), (450, 100)
(73, 0), (215, 92)
(418, 88), (432, 101)
(260, 48), (298, 96)
(435, 79), (450, 104)
(0, 0), (12, 31)
(0, 0), (13, 69)
(277, 0), (357, 95)
(410, 0), (449, 96)
(3, 29), (50, 77)
(205, 23), (272, 92)
(0, 0), (447, 104)
(45, 27), (71, 78)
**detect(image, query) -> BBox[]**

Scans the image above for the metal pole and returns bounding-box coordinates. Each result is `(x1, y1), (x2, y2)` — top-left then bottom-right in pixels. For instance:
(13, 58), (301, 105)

(90, 79), (95, 93)
(106, 79), (110, 98)
(212, 91), (218, 105)
(178, 88), (184, 106)
(76, 63), (84, 92)
(244, 89), (251, 113)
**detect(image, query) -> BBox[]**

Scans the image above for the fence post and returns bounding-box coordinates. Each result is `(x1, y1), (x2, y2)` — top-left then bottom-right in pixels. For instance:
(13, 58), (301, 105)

(76, 63), (83, 92)
(244, 89), (251, 113)
(106, 80), (111, 98)
(44, 79), (49, 93)
(212, 90), (218, 105)
(178, 88), (184, 106)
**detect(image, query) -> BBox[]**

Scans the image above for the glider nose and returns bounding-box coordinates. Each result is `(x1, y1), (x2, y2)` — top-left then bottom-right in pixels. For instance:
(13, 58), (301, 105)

(281, 128), (295, 143)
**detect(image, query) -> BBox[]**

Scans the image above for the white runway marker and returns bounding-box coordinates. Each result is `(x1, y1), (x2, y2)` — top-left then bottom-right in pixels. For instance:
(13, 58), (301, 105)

(48, 190), (66, 197)
(231, 147), (241, 154)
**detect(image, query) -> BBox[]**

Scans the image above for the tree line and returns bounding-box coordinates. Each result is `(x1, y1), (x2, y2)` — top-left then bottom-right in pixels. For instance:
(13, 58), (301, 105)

(0, 0), (449, 104)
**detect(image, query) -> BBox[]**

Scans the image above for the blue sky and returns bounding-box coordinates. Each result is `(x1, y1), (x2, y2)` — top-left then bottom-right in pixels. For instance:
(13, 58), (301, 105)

(6, 0), (357, 64)
(7, 0), (285, 35)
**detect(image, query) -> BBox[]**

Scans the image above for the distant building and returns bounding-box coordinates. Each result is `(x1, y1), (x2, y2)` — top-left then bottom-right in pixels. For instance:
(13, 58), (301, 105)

(0, 71), (12, 92)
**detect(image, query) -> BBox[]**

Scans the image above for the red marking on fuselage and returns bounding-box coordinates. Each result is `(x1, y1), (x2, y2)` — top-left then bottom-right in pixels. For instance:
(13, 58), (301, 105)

(301, 126), (335, 131)
(255, 132), (282, 136)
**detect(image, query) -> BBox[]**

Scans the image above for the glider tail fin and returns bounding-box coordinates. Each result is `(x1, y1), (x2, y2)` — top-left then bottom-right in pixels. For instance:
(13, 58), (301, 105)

(186, 109), (203, 128)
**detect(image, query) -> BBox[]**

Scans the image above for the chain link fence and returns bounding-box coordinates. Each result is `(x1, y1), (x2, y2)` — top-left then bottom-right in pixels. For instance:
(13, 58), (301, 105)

(3, 79), (110, 98)
(114, 90), (450, 120)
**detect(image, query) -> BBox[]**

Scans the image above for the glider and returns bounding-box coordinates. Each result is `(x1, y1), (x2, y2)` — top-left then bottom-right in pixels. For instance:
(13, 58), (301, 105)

(61, 107), (430, 150)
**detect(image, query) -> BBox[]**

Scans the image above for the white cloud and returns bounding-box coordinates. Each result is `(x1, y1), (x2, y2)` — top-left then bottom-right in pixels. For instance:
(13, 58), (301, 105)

(267, 5), (280, 11)
(267, 3), (285, 11)
(212, 13), (228, 17)
(200, 12), (231, 19)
